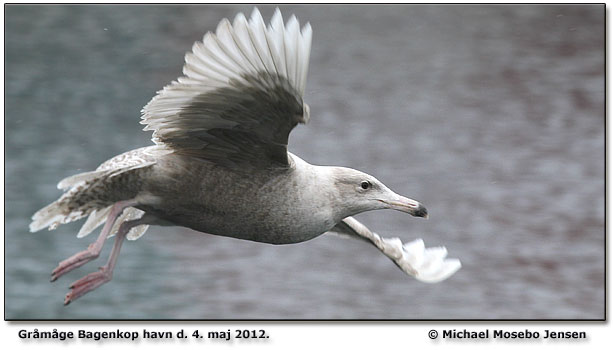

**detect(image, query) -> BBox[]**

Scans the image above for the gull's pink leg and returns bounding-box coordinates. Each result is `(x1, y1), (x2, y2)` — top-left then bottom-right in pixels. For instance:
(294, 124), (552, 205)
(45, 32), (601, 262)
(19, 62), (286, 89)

(63, 215), (153, 305)
(50, 200), (138, 282)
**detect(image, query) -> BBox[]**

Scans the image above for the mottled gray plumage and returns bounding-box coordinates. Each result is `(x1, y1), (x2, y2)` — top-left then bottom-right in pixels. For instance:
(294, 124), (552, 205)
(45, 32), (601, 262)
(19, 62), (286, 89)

(156, 72), (307, 170)
(30, 8), (460, 305)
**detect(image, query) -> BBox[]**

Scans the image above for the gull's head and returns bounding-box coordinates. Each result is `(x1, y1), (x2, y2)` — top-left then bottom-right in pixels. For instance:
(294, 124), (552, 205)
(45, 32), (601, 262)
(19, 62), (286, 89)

(331, 167), (428, 219)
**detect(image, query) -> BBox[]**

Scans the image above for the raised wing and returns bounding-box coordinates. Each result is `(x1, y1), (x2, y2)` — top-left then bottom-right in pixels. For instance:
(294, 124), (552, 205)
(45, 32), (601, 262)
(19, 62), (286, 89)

(141, 8), (312, 170)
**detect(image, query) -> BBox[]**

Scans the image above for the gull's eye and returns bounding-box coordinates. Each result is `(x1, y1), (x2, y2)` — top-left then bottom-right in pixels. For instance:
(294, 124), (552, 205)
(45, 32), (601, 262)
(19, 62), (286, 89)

(360, 180), (372, 190)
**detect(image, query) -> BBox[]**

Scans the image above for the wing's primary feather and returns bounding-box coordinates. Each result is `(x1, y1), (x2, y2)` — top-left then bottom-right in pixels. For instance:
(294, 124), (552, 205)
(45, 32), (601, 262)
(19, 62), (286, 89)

(141, 8), (312, 170)
(329, 217), (462, 284)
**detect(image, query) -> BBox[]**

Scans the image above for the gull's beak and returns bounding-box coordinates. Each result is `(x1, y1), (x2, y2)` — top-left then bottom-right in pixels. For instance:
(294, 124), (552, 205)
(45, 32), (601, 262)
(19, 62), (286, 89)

(380, 195), (428, 219)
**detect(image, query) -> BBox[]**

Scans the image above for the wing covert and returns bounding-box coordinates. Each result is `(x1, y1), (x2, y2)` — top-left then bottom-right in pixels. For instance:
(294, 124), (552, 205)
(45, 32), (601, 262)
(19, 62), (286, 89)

(141, 8), (312, 170)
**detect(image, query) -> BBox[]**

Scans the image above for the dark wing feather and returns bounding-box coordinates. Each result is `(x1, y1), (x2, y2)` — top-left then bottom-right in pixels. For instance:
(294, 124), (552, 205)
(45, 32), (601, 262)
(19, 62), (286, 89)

(140, 9), (312, 170)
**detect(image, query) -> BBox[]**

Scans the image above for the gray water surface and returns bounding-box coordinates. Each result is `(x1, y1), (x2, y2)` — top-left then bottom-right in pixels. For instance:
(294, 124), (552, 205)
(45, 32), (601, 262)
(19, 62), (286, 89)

(4, 4), (604, 319)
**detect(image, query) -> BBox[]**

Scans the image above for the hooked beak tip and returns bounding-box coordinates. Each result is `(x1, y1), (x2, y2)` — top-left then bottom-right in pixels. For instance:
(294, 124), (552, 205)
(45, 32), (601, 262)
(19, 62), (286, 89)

(381, 196), (428, 218)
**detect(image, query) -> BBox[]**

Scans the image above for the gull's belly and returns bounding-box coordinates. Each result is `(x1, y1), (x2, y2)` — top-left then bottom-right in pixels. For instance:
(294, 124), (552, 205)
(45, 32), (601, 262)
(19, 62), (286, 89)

(158, 201), (337, 244)
(141, 180), (339, 244)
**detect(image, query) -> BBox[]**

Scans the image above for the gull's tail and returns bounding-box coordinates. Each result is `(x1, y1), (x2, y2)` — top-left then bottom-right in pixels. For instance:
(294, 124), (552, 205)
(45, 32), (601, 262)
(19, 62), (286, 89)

(29, 169), (114, 233)
(30, 147), (158, 241)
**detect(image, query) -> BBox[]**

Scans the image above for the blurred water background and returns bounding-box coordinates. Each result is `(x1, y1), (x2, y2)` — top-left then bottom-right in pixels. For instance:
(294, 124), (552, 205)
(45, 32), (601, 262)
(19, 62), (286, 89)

(4, 4), (604, 319)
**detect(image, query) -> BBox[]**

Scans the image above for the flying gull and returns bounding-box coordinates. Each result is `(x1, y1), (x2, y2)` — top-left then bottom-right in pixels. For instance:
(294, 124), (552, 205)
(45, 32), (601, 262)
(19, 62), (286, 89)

(30, 8), (461, 305)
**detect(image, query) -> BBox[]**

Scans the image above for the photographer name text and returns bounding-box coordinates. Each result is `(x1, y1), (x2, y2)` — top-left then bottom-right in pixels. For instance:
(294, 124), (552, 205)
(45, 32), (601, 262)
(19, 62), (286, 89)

(440, 329), (586, 340)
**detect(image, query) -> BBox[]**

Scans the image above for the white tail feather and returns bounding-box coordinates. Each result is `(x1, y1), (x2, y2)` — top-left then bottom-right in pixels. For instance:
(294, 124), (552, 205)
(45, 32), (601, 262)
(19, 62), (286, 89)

(29, 201), (69, 232)
(30, 186), (89, 232)
(31, 147), (157, 236)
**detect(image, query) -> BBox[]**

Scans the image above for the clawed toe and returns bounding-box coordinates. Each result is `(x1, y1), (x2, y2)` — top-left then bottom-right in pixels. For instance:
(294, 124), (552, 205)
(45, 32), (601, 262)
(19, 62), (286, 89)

(49, 201), (140, 305)
(64, 268), (112, 305)
(51, 248), (99, 282)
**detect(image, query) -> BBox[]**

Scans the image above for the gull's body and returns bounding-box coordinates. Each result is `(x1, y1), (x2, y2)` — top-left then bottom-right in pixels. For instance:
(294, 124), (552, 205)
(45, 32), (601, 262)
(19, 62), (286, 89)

(113, 148), (354, 244)
(30, 9), (461, 305)
(141, 150), (336, 244)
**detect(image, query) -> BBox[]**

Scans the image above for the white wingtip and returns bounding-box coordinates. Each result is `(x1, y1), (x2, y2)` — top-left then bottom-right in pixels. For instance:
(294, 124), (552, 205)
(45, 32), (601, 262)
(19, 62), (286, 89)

(381, 238), (461, 283)
(250, 7), (263, 22)
(415, 258), (462, 284)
